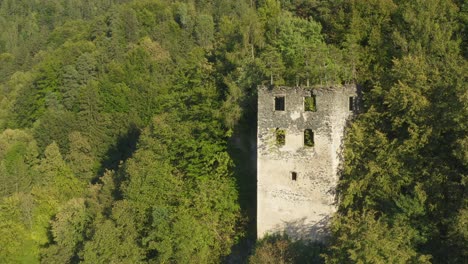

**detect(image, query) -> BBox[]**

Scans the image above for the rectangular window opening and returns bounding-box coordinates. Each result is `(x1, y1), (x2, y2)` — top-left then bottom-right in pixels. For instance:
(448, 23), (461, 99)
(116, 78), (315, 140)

(291, 172), (297, 181)
(304, 129), (314, 147)
(275, 96), (285, 111)
(304, 95), (316, 112)
(276, 128), (285, 146)
(349, 97), (355, 111)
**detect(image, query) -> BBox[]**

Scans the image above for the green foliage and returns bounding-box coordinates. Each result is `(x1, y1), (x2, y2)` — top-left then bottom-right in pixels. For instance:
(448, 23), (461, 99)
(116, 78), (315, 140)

(327, 211), (432, 263)
(250, 234), (326, 264)
(0, 194), (39, 263)
(66, 132), (98, 182)
(82, 201), (145, 264)
(0, 129), (39, 197)
(275, 128), (286, 146)
(194, 14), (215, 49)
(119, 114), (240, 262)
(304, 129), (314, 147)
(41, 198), (91, 263)
(304, 96), (316, 111)
(0, 0), (465, 262)
(38, 142), (85, 200)
(250, 235), (295, 264)
(326, 0), (468, 262)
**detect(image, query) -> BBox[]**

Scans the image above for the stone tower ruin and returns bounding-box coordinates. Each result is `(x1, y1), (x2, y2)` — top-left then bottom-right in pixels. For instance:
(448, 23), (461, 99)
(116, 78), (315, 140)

(257, 85), (357, 240)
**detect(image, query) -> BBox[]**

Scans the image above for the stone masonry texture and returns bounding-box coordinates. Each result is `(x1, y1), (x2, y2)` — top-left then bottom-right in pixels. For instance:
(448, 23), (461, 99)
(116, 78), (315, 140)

(257, 85), (357, 241)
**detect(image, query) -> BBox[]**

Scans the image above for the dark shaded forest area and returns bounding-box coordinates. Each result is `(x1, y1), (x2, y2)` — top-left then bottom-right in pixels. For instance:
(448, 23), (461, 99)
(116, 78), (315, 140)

(0, 0), (466, 263)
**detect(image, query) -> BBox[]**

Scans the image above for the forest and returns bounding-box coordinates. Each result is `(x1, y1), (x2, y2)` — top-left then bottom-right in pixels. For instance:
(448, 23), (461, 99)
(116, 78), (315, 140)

(0, 0), (466, 263)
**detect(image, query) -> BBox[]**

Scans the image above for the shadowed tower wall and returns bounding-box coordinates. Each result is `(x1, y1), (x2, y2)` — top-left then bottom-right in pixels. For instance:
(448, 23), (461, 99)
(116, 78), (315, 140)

(257, 85), (357, 240)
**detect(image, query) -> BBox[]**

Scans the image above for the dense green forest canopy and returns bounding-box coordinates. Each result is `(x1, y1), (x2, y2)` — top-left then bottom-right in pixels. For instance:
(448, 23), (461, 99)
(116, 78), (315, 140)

(0, 0), (466, 263)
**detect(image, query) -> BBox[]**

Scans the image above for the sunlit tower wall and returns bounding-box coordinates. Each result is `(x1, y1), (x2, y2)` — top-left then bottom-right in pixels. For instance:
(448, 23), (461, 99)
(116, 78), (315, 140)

(257, 85), (357, 240)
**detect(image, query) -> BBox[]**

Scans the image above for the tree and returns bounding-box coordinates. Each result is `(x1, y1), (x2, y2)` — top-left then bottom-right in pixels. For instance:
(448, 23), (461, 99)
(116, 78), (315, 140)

(118, 114), (240, 263)
(327, 211), (431, 263)
(259, 45), (285, 85)
(250, 234), (326, 264)
(41, 198), (91, 263)
(66, 132), (97, 182)
(37, 142), (84, 201)
(82, 201), (145, 264)
(0, 129), (39, 196)
(329, 1), (467, 262)
(194, 14), (215, 49)
(0, 193), (38, 263)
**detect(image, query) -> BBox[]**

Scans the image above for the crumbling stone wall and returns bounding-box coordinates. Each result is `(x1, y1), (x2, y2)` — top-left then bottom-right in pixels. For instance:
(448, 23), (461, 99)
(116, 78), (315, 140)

(257, 85), (357, 240)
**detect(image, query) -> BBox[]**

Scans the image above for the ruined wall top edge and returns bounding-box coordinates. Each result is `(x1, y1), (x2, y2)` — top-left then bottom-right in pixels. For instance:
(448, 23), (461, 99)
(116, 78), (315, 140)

(258, 84), (357, 93)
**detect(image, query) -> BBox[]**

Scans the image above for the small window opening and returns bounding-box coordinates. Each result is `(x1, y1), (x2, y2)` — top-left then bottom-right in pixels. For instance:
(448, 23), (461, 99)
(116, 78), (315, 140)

(304, 95), (316, 112)
(275, 96), (285, 111)
(304, 129), (314, 147)
(349, 97), (355, 111)
(291, 172), (297, 181)
(276, 128), (285, 146)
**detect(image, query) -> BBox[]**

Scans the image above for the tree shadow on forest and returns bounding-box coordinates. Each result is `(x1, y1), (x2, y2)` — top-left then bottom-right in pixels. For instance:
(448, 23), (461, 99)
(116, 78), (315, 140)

(95, 124), (140, 198)
(224, 95), (258, 263)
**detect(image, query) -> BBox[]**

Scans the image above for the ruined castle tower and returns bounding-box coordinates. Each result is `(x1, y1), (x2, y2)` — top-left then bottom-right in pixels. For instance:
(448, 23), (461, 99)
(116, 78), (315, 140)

(257, 85), (357, 240)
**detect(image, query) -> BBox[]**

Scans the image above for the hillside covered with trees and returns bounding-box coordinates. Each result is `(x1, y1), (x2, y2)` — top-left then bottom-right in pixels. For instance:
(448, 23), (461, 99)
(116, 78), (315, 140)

(0, 0), (466, 263)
